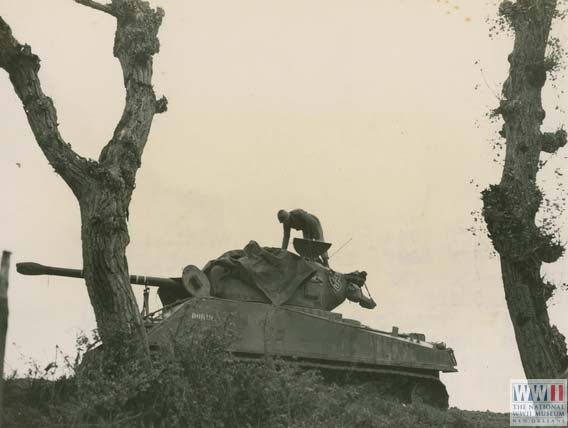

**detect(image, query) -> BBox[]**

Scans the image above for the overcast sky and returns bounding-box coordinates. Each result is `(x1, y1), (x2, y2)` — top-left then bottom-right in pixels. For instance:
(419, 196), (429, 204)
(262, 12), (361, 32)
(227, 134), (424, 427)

(1, 0), (568, 412)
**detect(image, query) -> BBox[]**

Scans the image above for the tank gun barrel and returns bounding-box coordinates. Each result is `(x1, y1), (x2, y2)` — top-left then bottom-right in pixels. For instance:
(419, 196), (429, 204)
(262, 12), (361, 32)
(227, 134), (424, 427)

(16, 262), (182, 291)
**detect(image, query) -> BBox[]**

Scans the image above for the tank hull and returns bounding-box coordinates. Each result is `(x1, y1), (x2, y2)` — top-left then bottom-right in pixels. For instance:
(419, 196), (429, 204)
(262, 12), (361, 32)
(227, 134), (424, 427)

(147, 297), (457, 377)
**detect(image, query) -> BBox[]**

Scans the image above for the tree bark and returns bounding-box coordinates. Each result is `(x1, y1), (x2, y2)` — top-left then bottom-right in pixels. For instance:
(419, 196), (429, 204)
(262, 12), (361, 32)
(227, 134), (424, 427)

(0, 251), (11, 417)
(483, 0), (568, 379)
(0, 0), (167, 364)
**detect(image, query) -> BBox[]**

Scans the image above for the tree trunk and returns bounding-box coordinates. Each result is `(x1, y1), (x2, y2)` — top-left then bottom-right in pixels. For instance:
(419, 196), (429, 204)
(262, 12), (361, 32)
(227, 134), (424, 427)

(500, 257), (565, 377)
(80, 190), (149, 360)
(0, 251), (11, 416)
(0, 0), (167, 365)
(483, 0), (568, 379)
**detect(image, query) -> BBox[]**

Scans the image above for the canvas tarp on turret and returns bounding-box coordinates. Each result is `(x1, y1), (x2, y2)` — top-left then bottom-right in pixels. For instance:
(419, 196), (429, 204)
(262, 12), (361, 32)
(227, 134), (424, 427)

(203, 241), (316, 305)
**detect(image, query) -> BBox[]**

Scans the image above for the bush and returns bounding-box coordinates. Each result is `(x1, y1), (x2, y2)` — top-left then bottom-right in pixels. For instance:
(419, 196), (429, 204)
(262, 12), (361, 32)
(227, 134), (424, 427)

(1, 318), (510, 428)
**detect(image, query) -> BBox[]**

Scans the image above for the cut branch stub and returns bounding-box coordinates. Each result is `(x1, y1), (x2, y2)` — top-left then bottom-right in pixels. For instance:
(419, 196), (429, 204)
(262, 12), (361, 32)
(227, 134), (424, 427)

(74, 0), (116, 16)
(541, 129), (567, 153)
(482, 183), (542, 259)
(483, 182), (564, 264)
(155, 95), (168, 114)
(500, 0), (558, 29)
(112, 0), (164, 86)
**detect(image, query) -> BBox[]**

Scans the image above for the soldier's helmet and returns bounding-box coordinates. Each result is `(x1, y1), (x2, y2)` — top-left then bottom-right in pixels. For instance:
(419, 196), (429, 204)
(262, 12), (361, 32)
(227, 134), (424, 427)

(277, 209), (289, 223)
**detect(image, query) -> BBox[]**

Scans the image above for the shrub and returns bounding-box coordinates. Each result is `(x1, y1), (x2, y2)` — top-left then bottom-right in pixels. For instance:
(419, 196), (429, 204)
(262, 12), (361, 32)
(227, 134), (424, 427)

(2, 318), (510, 428)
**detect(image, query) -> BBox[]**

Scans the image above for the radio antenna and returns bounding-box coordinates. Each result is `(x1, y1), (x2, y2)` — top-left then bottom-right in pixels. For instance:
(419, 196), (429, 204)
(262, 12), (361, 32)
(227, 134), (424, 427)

(329, 238), (353, 259)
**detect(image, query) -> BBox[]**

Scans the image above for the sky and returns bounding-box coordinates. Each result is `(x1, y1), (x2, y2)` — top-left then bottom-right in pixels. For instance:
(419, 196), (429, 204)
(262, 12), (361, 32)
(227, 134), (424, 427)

(1, 0), (568, 412)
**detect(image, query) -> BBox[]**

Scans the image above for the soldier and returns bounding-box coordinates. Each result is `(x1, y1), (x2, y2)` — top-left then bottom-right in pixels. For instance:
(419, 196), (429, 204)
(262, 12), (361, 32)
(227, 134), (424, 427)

(277, 208), (329, 266)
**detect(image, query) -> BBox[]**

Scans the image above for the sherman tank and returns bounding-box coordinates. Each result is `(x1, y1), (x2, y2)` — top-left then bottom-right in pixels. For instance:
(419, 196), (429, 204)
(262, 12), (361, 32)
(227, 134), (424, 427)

(16, 238), (457, 409)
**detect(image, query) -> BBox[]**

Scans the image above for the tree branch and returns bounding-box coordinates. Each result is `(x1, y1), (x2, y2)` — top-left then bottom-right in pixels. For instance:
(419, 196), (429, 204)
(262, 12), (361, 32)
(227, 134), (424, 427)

(84, 0), (167, 192)
(0, 17), (91, 196)
(541, 129), (567, 153)
(75, 0), (116, 16)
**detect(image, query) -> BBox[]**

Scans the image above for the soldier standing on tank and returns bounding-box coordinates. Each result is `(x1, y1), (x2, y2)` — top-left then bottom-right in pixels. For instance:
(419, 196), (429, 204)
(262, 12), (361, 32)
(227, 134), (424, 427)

(277, 209), (329, 267)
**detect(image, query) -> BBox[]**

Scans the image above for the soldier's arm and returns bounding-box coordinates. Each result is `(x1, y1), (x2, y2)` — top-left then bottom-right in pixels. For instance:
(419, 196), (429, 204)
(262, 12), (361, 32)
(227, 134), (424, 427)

(282, 225), (291, 249)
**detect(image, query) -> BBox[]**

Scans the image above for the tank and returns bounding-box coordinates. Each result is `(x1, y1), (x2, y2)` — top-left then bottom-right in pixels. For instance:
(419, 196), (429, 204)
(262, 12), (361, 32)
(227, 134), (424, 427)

(16, 240), (457, 409)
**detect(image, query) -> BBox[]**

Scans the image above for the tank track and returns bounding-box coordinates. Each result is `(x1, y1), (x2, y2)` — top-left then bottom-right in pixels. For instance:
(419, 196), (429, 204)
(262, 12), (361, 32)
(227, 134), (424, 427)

(233, 352), (449, 410)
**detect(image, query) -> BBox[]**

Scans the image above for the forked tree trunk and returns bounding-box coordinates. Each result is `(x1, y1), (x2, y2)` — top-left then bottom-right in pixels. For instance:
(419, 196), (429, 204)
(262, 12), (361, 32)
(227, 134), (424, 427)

(0, 251), (11, 415)
(483, 0), (568, 379)
(79, 191), (149, 358)
(0, 0), (167, 365)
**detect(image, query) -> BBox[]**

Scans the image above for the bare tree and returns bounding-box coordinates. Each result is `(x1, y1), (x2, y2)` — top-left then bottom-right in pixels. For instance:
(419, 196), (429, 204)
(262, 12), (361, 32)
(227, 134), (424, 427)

(0, 251), (10, 411)
(0, 0), (167, 363)
(482, 0), (568, 379)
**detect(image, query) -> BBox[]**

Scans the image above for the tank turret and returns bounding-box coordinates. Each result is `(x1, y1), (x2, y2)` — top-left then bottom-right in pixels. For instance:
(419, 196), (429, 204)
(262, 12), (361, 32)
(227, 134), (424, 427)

(16, 241), (375, 312)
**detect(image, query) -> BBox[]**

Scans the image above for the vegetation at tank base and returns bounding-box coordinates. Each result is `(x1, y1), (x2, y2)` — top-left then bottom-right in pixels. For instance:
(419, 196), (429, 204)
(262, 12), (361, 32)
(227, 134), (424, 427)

(2, 320), (506, 428)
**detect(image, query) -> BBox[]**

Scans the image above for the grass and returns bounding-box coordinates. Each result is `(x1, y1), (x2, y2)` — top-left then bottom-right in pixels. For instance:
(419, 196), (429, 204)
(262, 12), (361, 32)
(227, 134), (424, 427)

(1, 320), (510, 428)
